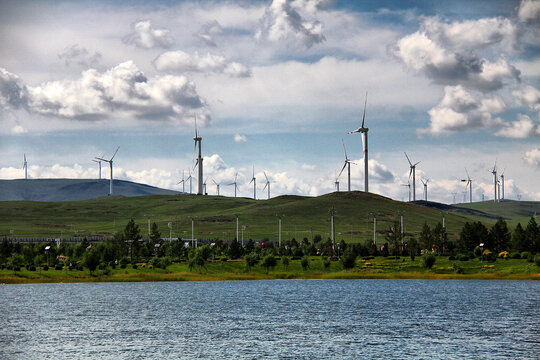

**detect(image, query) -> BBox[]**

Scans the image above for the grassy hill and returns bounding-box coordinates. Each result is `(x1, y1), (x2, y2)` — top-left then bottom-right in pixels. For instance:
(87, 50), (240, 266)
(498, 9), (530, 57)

(0, 191), (506, 242)
(454, 200), (540, 227)
(0, 179), (179, 201)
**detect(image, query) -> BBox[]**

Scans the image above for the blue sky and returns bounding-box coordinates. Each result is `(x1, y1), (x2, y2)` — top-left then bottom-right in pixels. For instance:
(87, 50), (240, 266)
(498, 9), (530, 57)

(1, 0), (539, 202)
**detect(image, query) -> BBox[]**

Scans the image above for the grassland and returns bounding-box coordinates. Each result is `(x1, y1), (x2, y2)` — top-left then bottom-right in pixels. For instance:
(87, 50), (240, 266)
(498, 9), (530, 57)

(2, 256), (539, 284)
(0, 192), (502, 242)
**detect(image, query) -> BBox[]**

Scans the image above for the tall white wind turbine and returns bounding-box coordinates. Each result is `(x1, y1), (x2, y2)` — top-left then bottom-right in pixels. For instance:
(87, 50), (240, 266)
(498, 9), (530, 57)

(461, 168), (473, 203)
(490, 162), (497, 203)
(263, 171), (274, 199)
(404, 152), (420, 201)
(95, 146), (119, 196)
(347, 92), (369, 192)
(23, 154), (28, 180)
(193, 116), (203, 196)
(177, 170), (186, 193)
(212, 179), (220, 196)
(249, 166), (256, 200)
(338, 139), (353, 192)
(92, 154), (103, 180)
(203, 177), (208, 195)
(228, 172), (239, 197)
(401, 183), (411, 202)
(500, 170), (505, 201)
(186, 170), (193, 194)
(421, 178), (429, 201)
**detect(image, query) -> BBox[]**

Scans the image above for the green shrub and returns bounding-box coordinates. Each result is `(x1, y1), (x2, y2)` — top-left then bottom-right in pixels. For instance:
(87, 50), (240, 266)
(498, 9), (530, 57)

(453, 263), (464, 274)
(28, 266), (36, 271)
(422, 254), (436, 269)
(323, 258), (331, 270)
(448, 256), (455, 261)
(244, 254), (258, 270)
(521, 251), (531, 260)
(281, 256), (290, 270)
(98, 263), (107, 270)
(485, 252), (497, 262)
(43, 265), (49, 271)
(527, 253), (534, 263)
(132, 264), (138, 269)
(54, 265), (63, 270)
(458, 254), (469, 261)
(120, 264), (127, 269)
(262, 255), (277, 273)
(300, 256), (310, 271)
(341, 251), (357, 269)
(510, 252), (521, 259)
(534, 254), (540, 267)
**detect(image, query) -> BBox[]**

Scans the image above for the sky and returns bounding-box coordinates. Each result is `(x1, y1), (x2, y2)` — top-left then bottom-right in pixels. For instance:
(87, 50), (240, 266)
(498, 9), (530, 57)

(1, 0), (539, 203)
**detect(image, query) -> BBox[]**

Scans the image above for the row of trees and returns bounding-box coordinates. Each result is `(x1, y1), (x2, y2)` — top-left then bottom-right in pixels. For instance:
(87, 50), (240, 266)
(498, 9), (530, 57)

(1, 217), (539, 272)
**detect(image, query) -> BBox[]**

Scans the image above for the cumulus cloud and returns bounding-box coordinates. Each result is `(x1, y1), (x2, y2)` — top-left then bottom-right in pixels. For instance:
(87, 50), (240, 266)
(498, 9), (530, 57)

(194, 20), (223, 47)
(0, 68), (28, 109)
(495, 114), (540, 138)
(513, 84), (540, 111)
(153, 51), (251, 78)
(419, 85), (505, 135)
(234, 133), (247, 142)
(0, 62), (210, 125)
(524, 148), (540, 168)
(517, 0), (540, 24)
(122, 20), (174, 49)
(58, 44), (102, 68)
(301, 163), (316, 171)
(255, 0), (327, 48)
(394, 24), (520, 91)
(11, 125), (27, 134)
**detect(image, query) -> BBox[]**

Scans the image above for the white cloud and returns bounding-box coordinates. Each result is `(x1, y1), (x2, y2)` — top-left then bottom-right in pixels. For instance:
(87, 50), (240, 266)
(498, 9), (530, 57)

(419, 85), (505, 135)
(234, 133), (247, 142)
(301, 163), (316, 171)
(57, 44), (102, 68)
(153, 50), (251, 78)
(513, 84), (540, 112)
(122, 20), (175, 49)
(524, 148), (540, 168)
(517, 0), (540, 23)
(11, 125), (27, 134)
(194, 20), (223, 47)
(255, 0), (327, 48)
(1, 62), (210, 125)
(495, 114), (539, 138)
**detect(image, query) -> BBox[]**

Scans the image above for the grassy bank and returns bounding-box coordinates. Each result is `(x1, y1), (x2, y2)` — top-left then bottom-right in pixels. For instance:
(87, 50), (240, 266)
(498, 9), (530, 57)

(2, 256), (539, 284)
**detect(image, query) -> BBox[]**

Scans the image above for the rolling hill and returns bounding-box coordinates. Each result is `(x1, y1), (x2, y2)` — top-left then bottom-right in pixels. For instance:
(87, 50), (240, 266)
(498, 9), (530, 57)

(0, 179), (179, 201)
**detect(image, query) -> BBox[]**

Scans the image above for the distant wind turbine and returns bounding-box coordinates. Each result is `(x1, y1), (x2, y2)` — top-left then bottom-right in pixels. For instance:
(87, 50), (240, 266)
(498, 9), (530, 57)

(23, 154), (28, 180)
(500, 169), (505, 201)
(338, 139), (355, 192)
(263, 171), (274, 199)
(490, 161), (497, 203)
(203, 177), (208, 195)
(187, 170), (193, 194)
(228, 172), (239, 197)
(95, 146), (119, 196)
(92, 154), (104, 180)
(177, 170), (186, 193)
(212, 179), (220, 196)
(421, 178), (429, 201)
(347, 92), (369, 192)
(193, 116), (203, 196)
(249, 166), (256, 200)
(401, 183), (411, 202)
(404, 152), (420, 201)
(461, 168), (473, 203)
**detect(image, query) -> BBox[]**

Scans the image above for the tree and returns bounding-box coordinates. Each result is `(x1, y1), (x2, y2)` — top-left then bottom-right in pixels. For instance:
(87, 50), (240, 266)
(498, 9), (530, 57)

(419, 222), (433, 250)
(84, 248), (101, 274)
(407, 237), (419, 260)
(341, 250), (356, 269)
(301, 256), (310, 271)
(511, 223), (527, 252)
(123, 219), (141, 262)
(8, 254), (24, 274)
(525, 217), (539, 253)
(385, 220), (402, 257)
(490, 218), (511, 252)
(149, 222), (161, 242)
(227, 239), (243, 259)
(432, 222), (448, 255)
(281, 256), (290, 270)
(458, 222), (489, 253)
(262, 254), (277, 273)
(244, 253), (259, 271)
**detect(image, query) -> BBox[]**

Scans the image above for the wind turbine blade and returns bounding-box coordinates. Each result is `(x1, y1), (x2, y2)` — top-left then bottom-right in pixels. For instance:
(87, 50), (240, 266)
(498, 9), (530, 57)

(414, 161), (420, 167)
(338, 162), (347, 178)
(347, 129), (360, 134)
(404, 152), (412, 166)
(234, 172), (238, 182)
(263, 182), (268, 190)
(341, 139), (348, 160)
(361, 132), (365, 156)
(361, 91), (367, 128)
(110, 146), (119, 161)
(95, 157), (108, 162)
(264, 171), (269, 182)
(408, 168), (413, 181)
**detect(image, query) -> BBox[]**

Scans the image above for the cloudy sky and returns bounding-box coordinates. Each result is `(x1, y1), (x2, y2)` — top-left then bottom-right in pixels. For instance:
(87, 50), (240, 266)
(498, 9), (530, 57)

(1, 0), (539, 203)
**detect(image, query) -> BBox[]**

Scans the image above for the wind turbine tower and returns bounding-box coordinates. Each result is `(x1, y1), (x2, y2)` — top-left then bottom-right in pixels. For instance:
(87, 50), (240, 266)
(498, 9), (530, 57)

(263, 171), (273, 199)
(229, 173), (239, 197)
(339, 139), (352, 191)
(490, 162), (497, 203)
(193, 118), (203, 196)
(23, 154), (28, 180)
(461, 168), (473, 203)
(95, 146), (119, 196)
(500, 171), (505, 201)
(404, 152), (420, 201)
(421, 178), (429, 201)
(249, 166), (256, 200)
(347, 92), (369, 192)
(92, 156), (103, 180)
(177, 171), (186, 193)
(212, 179), (220, 196)
(401, 183), (411, 202)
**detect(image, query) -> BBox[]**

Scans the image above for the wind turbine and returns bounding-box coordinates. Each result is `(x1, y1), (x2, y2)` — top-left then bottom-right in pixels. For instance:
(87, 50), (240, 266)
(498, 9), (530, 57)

(451, 192), (457, 204)
(203, 177), (208, 195)
(421, 178), (429, 201)
(177, 170), (186, 193)
(401, 183), (411, 202)
(460, 169), (473, 203)
(95, 146), (119, 196)
(500, 170), (505, 201)
(92, 154), (103, 180)
(490, 161), (497, 203)
(348, 92), (369, 192)
(338, 139), (353, 192)
(193, 116), (203, 196)
(212, 179), (220, 196)
(228, 172), (239, 197)
(187, 170), (193, 194)
(404, 152), (420, 201)
(249, 166), (256, 200)
(263, 171), (274, 199)
(334, 171), (340, 192)
(23, 154), (28, 180)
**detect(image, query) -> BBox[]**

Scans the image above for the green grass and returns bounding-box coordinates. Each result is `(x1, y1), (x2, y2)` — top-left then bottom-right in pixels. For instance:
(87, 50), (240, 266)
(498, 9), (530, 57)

(455, 200), (540, 228)
(2, 256), (539, 284)
(0, 191), (497, 241)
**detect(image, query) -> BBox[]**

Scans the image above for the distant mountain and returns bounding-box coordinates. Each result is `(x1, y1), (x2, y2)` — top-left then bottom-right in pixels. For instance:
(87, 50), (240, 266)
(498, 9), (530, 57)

(0, 179), (179, 201)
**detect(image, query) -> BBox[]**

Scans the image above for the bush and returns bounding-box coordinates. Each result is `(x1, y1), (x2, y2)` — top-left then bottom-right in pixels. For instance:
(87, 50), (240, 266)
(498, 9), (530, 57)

(448, 255), (455, 261)
(28, 266), (36, 271)
(520, 251), (531, 260)
(300, 256), (310, 271)
(341, 251), (357, 270)
(458, 254), (469, 261)
(453, 263), (464, 274)
(244, 254), (258, 270)
(132, 264), (138, 269)
(54, 265), (63, 270)
(281, 256), (290, 270)
(422, 254), (436, 269)
(42, 265), (49, 271)
(485, 252), (497, 262)
(527, 253), (534, 263)
(510, 252), (521, 259)
(262, 255), (277, 273)
(323, 258), (331, 270)
(120, 264), (127, 269)
(534, 254), (540, 267)
(98, 263), (107, 270)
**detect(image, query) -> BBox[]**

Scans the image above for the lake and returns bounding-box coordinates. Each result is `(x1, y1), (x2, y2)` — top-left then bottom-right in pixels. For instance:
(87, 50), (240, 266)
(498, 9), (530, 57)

(1, 280), (539, 359)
